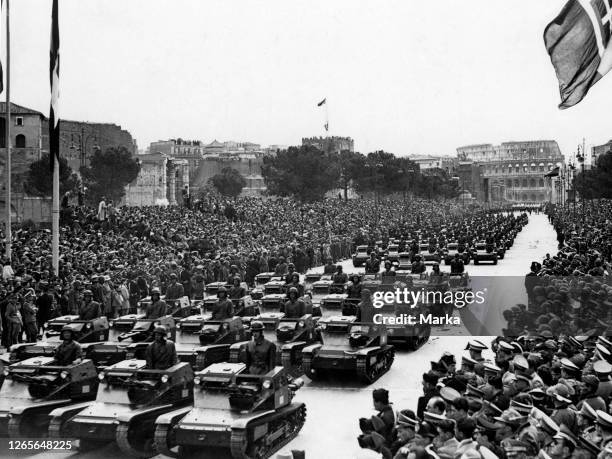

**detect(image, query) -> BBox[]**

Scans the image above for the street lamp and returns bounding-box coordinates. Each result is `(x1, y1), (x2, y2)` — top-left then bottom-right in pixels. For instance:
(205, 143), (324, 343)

(576, 145), (585, 220)
(70, 127), (100, 170)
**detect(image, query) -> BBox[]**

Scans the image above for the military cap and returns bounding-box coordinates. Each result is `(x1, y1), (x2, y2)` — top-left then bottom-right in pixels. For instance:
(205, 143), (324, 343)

(510, 398), (533, 414)
(498, 341), (515, 353)
(598, 336), (612, 348)
(494, 408), (524, 427)
(439, 386), (460, 403)
(528, 388), (546, 401)
(439, 352), (456, 365)
(511, 342), (524, 354)
(482, 399), (503, 416)
(415, 421), (436, 438)
(560, 358), (580, 373)
(483, 363), (502, 374)
(465, 383), (485, 398)
(543, 339), (557, 349)
(536, 411), (560, 436)
(583, 374), (600, 388)
(422, 371), (439, 385)
(547, 383), (572, 404)
(580, 401), (598, 422)
(512, 354), (529, 372)
(593, 359), (612, 375)
(566, 336), (583, 349)
(514, 374), (531, 385)
(596, 410), (612, 430)
(502, 439), (529, 453)
(396, 409), (418, 428)
(553, 424), (578, 448)
(465, 340), (488, 351)
(578, 436), (601, 457)
(462, 355), (478, 368)
(423, 411), (447, 424)
(475, 414), (499, 432)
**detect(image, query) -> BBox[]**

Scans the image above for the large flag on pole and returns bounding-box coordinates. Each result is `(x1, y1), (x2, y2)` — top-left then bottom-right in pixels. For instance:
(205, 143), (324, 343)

(317, 98), (326, 107)
(49, 0), (59, 171)
(0, 0), (3, 95)
(544, 0), (612, 108)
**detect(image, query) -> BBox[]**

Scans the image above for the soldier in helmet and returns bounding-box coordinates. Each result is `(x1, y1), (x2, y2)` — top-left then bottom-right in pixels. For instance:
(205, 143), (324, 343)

(54, 326), (83, 366)
(450, 253), (465, 275)
(284, 263), (297, 285)
(285, 272), (304, 297)
(146, 287), (167, 319)
(365, 252), (381, 274)
(283, 287), (306, 318)
(411, 255), (426, 274)
(211, 286), (233, 320)
(246, 320), (276, 375)
(382, 261), (396, 278)
(79, 290), (101, 320)
(164, 273), (184, 308)
(323, 257), (336, 275)
(228, 276), (246, 299)
(145, 326), (177, 370)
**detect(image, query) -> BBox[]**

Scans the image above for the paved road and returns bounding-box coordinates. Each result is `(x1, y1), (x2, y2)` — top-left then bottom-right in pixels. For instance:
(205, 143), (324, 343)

(0, 213), (558, 459)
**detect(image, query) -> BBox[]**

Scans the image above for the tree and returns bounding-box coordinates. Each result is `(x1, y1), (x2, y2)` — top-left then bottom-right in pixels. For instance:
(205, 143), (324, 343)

(80, 146), (140, 203)
(574, 150), (612, 199)
(262, 145), (341, 201)
(209, 167), (247, 197)
(25, 153), (79, 197)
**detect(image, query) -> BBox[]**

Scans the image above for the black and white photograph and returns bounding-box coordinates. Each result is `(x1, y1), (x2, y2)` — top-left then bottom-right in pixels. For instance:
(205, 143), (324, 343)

(0, 0), (612, 458)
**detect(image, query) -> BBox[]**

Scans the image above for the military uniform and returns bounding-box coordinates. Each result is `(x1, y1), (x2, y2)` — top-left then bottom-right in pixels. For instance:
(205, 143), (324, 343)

(365, 258), (380, 274)
(246, 338), (276, 375)
(145, 339), (178, 370)
(284, 299), (305, 318)
(211, 298), (233, 320)
(79, 300), (101, 320)
(146, 299), (168, 319)
(54, 340), (82, 366)
(165, 282), (184, 301)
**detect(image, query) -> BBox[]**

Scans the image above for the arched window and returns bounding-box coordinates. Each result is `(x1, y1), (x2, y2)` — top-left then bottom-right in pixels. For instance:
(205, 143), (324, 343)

(522, 178), (528, 188)
(15, 134), (26, 148)
(530, 163), (536, 172)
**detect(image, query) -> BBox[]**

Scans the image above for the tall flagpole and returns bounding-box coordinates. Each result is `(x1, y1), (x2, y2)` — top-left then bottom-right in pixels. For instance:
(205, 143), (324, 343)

(4, 0), (10, 261)
(50, 0), (59, 276)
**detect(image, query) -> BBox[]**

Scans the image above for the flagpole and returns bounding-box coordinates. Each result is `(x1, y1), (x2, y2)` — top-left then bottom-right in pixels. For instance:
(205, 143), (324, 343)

(4, 0), (10, 261)
(51, 0), (59, 276)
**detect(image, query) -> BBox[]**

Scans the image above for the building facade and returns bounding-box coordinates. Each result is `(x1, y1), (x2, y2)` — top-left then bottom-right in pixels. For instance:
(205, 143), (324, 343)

(123, 153), (189, 207)
(149, 139), (204, 178)
(192, 154), (267, 196)
(592, 139), (612, 163)
(301, 136), (354, 154)
(456, 140), (564, 203)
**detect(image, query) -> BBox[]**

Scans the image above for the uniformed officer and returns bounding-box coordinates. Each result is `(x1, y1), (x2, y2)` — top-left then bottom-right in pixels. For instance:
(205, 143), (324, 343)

(596, 410), (612, 451)
(146, 287), (168, 319)
(54, 326), (83, 366)
(211, 286), (233, 320)
(450, 253), (465, 275)
(465, 339), (487, 362)
(228, 277), (247, 299)
(364, 252), (380, 274)
(79, 289), (101, 320)
(381, 261), (396, 278)
(388, 410), (418, 457)
(323, 257), (336, 275)
(164, 273), (184, 307)
(145, 326), (178, 370)
(594, 360), (612, 399)
(246, 321), (276, 375)
(285, 273), (304, 297)
(283, 287), (305, 318)
(411, 255), (426, 274)
(347, 274), (362, 299)
(284, 263), (297, 284)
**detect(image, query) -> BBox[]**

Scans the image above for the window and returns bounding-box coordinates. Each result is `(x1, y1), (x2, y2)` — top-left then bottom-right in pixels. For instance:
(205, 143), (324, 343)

(15, 134), (26, 148)
(15, 117), (23, 127)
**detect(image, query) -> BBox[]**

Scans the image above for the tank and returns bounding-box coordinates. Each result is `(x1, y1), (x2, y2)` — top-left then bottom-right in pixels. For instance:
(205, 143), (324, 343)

(320, 293), (348, 317)
(153, 363), (306, 459)
(51, 359), (194, 457)
(191, 317), (251, 370)
(229, 314), (320, 377)
(8, 317), (110, 364)
(0, 357), (99, 437)
(85, 316), (175, 368)
(301, 315), (395, 384)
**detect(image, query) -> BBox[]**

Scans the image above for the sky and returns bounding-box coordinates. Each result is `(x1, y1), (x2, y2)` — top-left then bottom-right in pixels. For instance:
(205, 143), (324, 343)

(6, 0), (611, 162)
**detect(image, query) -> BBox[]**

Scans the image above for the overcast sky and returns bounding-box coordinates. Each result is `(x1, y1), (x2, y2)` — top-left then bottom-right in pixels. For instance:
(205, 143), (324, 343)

(6, 0), (610, 161)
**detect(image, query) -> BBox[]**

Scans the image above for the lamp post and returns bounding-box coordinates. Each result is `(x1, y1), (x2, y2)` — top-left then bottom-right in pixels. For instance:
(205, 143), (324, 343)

(70, 126), (100, 170)
(576, 145), (585, 221)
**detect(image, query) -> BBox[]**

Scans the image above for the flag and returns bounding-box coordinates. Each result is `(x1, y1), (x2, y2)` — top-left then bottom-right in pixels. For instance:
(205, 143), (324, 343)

(49, 0), (59, 171)
(544, 0), (612, 108)
(545, 166), (560, 177)
(317, 98), (326, 107)
(324, 122), (328, 131)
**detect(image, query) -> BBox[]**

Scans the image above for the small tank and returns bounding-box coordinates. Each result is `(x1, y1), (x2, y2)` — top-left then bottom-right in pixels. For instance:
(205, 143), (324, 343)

(85, 317), (175, 368)
(192, 317), (251, 370)
(153, 363), (306, 458)
(8, 317), (110, 364)
(0, 357), (99, 437)
(229, 314), (320, 377)
(301, 315), (395, 384)
(51, 359), (194, 457)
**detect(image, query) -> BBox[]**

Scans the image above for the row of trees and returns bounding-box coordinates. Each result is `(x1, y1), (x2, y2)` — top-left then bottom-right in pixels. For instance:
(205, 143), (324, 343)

(25, 146), (140, 204)
(573, 150), (612, 199)
(260, 145), (459, 201)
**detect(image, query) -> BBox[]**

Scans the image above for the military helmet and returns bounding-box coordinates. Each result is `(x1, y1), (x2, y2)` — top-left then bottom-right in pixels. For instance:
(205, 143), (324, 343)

(153, 326), (166, 335)
(82, 289), (93, 296)
(169, 273), (178, 279)
(251, 320), (264, 331)
(288, 287), (299, 296)
(288, 263), (295, 269)
(151, 287), (161, 295)
(217, 286), (227, 294)
(61, 325), (75, 334)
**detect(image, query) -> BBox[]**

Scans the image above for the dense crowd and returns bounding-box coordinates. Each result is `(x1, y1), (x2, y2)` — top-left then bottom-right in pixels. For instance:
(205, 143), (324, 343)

(358, 336), (612, 459)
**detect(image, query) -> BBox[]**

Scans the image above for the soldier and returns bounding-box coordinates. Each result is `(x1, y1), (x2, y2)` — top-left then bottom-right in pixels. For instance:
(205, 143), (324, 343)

(450, 253), (465, 275)
(333, 265), (348, 285)
(285, 273), (304, 297)
(211, 286), (233, 320)
(347, 274), (362, 299)
(54, 326), (83, 366)
(388, 410), (418, 456)
(5, 297), (22, 346)
(79, 290), (101, 320)
(283, 287), (305, 318)
(381, 261), (396, 278)
(228, 276), (247, 299)
(284, 263), (297, 284)
(365, 252), (380, 274)
(145, 287), (167, 319)
(145, 326), (177, 370)
(245, 321), (276, 375)
(417, 371), (440, 420)
(164, 273), (184, 308)
(411, 255), (426, 274)
(323, 257), (336, 275)
(465, 340), (487, 362)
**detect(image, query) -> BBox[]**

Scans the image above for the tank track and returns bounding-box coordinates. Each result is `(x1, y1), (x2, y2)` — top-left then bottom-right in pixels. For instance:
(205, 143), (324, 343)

(229, 404), (306, 459)
(116, 423), (156, 459)
(356, 347), (395, 384)
(7, 416), (22, 438)
(47, 417), (65, 439)
(302, 353), (315, 379)
(153, 423), (178, 458)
